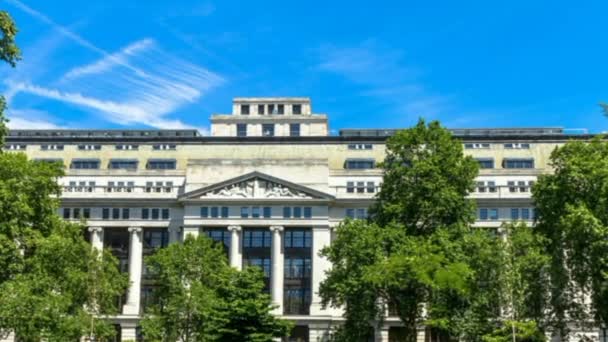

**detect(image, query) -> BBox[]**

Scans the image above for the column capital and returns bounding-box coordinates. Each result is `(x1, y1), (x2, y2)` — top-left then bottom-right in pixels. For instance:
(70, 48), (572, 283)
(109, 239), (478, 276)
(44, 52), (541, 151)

(88, 226), (103, 233)
(227, 225), (242, 232)
(128, 226), (142, 234)
(269, 225), (284, 233)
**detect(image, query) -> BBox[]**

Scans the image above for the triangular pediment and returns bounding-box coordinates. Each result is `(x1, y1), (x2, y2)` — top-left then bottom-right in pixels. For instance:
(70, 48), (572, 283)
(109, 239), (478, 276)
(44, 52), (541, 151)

(180, 171), (334, 201)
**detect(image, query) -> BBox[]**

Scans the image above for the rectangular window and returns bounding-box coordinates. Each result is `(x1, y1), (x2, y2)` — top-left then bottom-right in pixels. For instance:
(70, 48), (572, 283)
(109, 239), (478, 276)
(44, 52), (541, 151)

(303, 207), (312, 219)
(245, 257), (271, 277)
(151, 208), (160, 220)
(211, 207), (219, 218)
(262, 124), (275, 137)
(63, 208), (71, 219)
(147, 160), (176, 170)
(243, 230), (271, 248)
(346, 209), (355, 218)
(346, 181), (355, 193)
(112, 208), (120, 220)
(206, 229), (230, 249)
(109, 159), (138, 170)
(464, 143), (490, 149)
(161, 209), (170, 220)
(241, 207), (249, 218)
(345, 159), (375, 169)
(73, 208), (81, 219)
(71, 159), (100, 169)
(221, 207), (229, 218)
(293, 207), (302, 218)
(237, 124), (247, 137)
(366, 182), (375, 193)
(283, 207), (291, 218)
(201, 207), (209, 218)
(277, 104), (285, 115)
(348, 143), (373, 150)
(521, 208), (530, 220)
(83, 208), (91, 219)
(142, 208), (149, 220)
(356, 181), (365, 193)
(292, 104), (302, 115)
(152, 144), (176, 150)
(476, 158), (494, 169)
(258, 104), (265, 115)
(102, 208), (110, 219)
(252, 207), (260, 218)
(122, 208), (130, 219)
(489, 208), (499, 220)
(285, 230), (312, 248)
(41, 144), (64, 150)
(479, 208), (488, 220)
(115, 144), (139, 150)
(356, 208), (367, 219)
(511, 208), (519, 220)
(268, 104), (277, 115)
(289, 123), (300, 137)
(241, 104), (250, 115)
(77, 144), (101, 150)
(503, 159), (534, 169)
(504, 143), (530, 149)
(263, 207), (271, 218)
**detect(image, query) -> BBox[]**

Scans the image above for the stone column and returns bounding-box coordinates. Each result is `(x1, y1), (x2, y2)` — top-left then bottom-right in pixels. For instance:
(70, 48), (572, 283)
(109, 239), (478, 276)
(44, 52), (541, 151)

(310, 225), (332, 316)
(88, 226), (104, 251)
(270, 225), (284, 315)
(228, 225), (242, 270)
(416, 328), (426, 342)
(309, 324), (331, 342)
(182, 225), (200, 239)
(168, 226), (182, 244)
(123, 226), (143, 315)
(120, 322), (137, 341)
(374, 326), (389, 342)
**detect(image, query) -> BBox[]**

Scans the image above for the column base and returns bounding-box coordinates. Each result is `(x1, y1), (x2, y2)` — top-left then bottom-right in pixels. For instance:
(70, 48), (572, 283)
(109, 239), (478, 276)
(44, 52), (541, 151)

(120, 324), (137, 341)
(374, 327), (389, 342)
(416, 328), (426, 342)
(309, 324), (331, 342)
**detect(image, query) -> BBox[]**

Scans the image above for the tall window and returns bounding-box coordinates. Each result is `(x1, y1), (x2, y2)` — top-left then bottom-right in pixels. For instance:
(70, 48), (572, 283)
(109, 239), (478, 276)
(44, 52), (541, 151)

(237, 124), (247, 137)
(284, 229), (312, 315)
(258, 104), (265, 115)
(204, 228), (230, 253)
(262, 124), (275, 137)
(289, 123), (300, 137)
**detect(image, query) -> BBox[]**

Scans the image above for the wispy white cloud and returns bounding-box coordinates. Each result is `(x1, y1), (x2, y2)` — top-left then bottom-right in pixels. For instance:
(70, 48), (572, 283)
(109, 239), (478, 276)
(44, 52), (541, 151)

(5, 109), (62, 129)
(5, 1), (225, 132)
(317, 40), (450, 119)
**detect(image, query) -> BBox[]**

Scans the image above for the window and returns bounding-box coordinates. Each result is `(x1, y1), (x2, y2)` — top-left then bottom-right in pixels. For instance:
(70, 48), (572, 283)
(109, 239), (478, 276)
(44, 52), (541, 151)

(292, 104), (302, 115)
(71, 159), (100, 169)
(211, 207), (219, 218)
(152, 144), (176, 150)
(122, 208), (130, 219)
(489, 208), (499, 220)
(263, 207), (271, 218)
(476, 181), (497, 193)
(293, 207), (302, 218)
(277, 104), (285, 115)
(206, 229), (231, 249)
(237, 124), (247, 137)
(511, 208), (520, 220)
(476, 158), (494, 169)
(464, 143), (490, 149)
(245, 257), (271, 277)
(346, 181), (355, 193)
(346, 208), (355, 218)
(78, 144), (101, 150)
(144, 229), (168, 250)
(284, 288), (311, 315)
(41, 144), (64, 150)
(285, 230), (312, 248)
(521, 208), (530, 220)
(102, 208), (110, 219)
(112, 208), (120, 220)
(201, 207), (209, 218)
(115, 144), (138, 150)
(241, 104), (250, 115)
(145, 181), (173, 193)
(252, 207), (260, 218)
(283, 207), (291, 218)
(73, 208), (81, 219)
(107, 181), (135, 192)
(356, 208), (368, 219)
(65, 180), (96, 193)
(503, 159), (534, 169)
(285, 257), (311, 278)
(161, 209), (170, 220)
(504, 143), (530, 149)
(356, 182), (365, 193)
(6, 144), (26, 150)
(241, 207), (249, 218)
(147, 159), (176, 170)
(345, 159), (375, 169)
(221, 207), (229, 218)
(63, 208), (70, 219)
(151, 208), (160, 220)
(303, 207), (312, 219)
(268, 104), (277, 115)
(262, 124), (275, 137)
(258, 104), (265, 115)
(243, 230), (271, 248)
(142, 208), (149, 220)
(479, 208), (488, 220)
(109, 159), (138, 170)
(366, 182), (375, 193)
(289, 123), (300, 137)
(347, 143), (373, 150)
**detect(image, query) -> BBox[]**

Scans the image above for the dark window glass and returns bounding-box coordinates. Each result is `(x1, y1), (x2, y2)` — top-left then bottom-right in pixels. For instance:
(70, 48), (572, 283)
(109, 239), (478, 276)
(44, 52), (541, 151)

(285, 230), (312, 248)
(147, 160), (176, 170)
(257, 104), (265, 115)
(522, 208), (530, 220)
(479, 208), (488, 220)
(221, 207), (229, 218)
(237, 123), (247, 137)
(293, 207), (302, 218)
(71, 160), (100, 169)
(241, 104), (250, 115)
(211, 207), (219, 218)
(303, 207), (312, 218)
(292, 104), (302, 115)
(263, 207), (271, 218)
(245, 257), (271, 277)
(201, 207), (208, 218)
(142, 208), (149, 219)
(162, 209), (170, 220)
(345, 159), (375, 169)
(476, 158), (494, 169)
(241, 207), (249, 218)
(489, 208), (499, 220)
(102, 208), (110, 219)
(243, 230), (271, 248)
(144, 229), (168, 250)
(277, 104), (284, 114)
(109, 160), (138, 170)
(112, 208), (120, 220)
(283, 207), (291, 218)
(289, 124), (300, 137)
(503, 159), (534, 169)
(262, 124), (274, 137)
(346, 181), (355, 193)
(206, 229), (230, 249)
(511, 208), (519, 220)
(285, 257), (311, 278)
(268, 104), (276, 114)
(63, 208), (71, 219)
(252, 207), (260, 218)
(122, 208), (130, 219)
(83, 208), (91, 219)
(346, 208), (355, 218)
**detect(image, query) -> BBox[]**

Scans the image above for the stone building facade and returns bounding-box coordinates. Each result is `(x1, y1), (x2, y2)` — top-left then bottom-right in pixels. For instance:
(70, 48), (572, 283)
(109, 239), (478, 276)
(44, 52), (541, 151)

(2, 97), (601, 341)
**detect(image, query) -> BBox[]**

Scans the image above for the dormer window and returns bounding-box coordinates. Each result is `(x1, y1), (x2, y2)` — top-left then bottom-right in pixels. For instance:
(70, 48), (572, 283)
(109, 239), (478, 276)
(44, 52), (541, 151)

(292, 104), (302, 115)
(241, 104), (250, 115)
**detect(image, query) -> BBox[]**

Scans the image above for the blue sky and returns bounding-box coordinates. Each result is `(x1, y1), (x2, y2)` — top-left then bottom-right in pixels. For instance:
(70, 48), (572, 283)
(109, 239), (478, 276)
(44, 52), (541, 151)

(1, 0), (607, 134)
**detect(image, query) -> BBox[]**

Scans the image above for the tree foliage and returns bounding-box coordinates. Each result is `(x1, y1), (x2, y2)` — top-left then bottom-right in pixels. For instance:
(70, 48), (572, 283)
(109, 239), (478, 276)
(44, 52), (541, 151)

(141, 235), (292, 342)
(0, 10), (21, 145)
(533, 137), (608, 337)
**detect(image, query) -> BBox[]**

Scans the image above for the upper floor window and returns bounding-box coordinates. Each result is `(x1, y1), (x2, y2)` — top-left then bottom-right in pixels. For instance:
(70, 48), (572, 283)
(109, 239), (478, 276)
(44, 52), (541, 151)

(78, 144), (101, 150)
(348, 143), (373, 150)
(346, 181), (376, 193)
(200, 206), (229, 218)
(290, 124), (300, 137)
(283, 207), (312, 219)
(262, 124), (275, 137)
(292, 104), (302, 115)
(464, 143), (490, 149)
(243, 230), (272, 248)
(33, 158), (63, 165)
(476, 181), (496, 193)
(109, 159), (138, 170)
(241, 104), (250, 115)
(284, 230), (312, 248)
(345, 158), (375, 169)
(145, 181), (173, 193)
(107, 181), (135, 192)
(268, 104), (284, 115)
(6, 144), (26, 150)
(144, 229), (169, 250)
(147, 159), (176, 170)
(237, 123), (247, 137)
(257, 104), (265, 115)
(346, 208), (368, 219)
(71, 159), (100, 169)
(152, 144), (176, 150)
(142, 208), (170, 220)
(507, 180), (534, 193)
(65, 180), (96, 193)
(475, 158), (494, 169)
(503, 158), (534, 169)
(205, 229), (231, 249)
(504, 143), (530, 149)
(478, 208), (499, 220)
(41, 144), (64, 151)
(115, 144), (138, 150)
(63, 207), (91, 220)
(102, 207), (130, 220)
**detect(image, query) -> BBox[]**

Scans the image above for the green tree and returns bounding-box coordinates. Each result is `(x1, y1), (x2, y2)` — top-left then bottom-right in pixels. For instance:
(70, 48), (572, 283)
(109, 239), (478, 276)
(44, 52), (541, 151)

(533, 137), (608, 338)
(0, 11), (128, 341)
(321, 119), (481, 341)
(141, 235), (291, 342)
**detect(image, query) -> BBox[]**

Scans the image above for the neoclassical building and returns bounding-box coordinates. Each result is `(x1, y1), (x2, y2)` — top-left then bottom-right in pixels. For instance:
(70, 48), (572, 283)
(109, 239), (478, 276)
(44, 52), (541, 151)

(2, 97), (597, 341)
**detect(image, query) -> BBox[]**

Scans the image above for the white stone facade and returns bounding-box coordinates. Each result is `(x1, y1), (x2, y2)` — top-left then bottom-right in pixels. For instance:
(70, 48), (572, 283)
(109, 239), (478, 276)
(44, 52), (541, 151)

(3, 98), (603, 341)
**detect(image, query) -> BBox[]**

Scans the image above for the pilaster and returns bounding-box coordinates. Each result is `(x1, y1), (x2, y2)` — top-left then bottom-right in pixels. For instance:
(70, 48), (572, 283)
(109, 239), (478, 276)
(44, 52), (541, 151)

(310, 225), (332, 316)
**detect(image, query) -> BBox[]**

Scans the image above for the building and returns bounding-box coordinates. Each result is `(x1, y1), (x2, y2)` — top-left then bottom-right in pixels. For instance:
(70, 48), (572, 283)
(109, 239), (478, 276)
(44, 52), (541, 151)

(2, 97), (600, 341)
